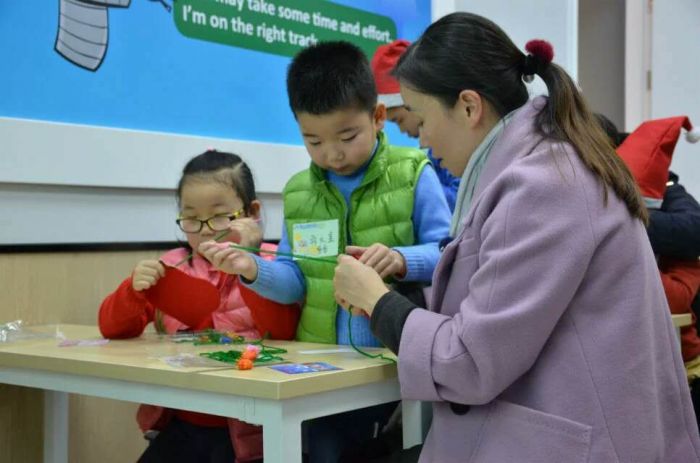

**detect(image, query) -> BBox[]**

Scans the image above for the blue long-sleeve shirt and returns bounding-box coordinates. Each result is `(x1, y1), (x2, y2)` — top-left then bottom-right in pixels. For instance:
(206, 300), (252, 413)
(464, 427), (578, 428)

(246, 148), (451, 346)
(427, 149), (460, 213)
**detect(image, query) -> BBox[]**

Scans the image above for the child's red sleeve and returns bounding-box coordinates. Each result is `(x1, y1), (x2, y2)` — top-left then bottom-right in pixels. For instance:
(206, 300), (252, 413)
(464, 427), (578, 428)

(658, 258), (700, 361)
(239, 284), (300, 340)
(658, 258), (700, 314)
(98, 277), (155, 339)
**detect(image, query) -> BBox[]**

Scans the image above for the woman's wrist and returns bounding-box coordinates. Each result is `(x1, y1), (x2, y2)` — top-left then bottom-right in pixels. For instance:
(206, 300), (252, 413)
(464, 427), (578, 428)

(367, 286), (391, 315)
(370, 291), (418, 354)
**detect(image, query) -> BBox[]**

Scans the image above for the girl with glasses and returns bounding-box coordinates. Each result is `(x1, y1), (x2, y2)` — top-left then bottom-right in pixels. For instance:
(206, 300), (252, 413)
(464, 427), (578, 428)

(99, 150), (299, 463)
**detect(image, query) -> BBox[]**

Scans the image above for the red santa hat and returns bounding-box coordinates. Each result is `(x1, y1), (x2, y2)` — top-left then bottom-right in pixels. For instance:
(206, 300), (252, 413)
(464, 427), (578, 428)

(371, 39), (410, 108)
(617, 116), (699, 208)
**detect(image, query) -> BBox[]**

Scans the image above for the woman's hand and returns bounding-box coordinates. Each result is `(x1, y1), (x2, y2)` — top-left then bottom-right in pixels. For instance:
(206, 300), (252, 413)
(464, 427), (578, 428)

(198, 241), (258, 281)
(333, 254), (390, 317)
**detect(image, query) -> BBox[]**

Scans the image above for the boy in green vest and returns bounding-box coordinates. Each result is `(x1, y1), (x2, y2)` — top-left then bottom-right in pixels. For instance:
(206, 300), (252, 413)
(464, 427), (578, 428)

(200, 41), (451, 461)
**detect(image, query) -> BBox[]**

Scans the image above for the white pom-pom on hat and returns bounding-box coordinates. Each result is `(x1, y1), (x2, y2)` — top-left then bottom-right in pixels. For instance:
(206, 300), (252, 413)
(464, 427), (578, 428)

(686, 126), (700, 143)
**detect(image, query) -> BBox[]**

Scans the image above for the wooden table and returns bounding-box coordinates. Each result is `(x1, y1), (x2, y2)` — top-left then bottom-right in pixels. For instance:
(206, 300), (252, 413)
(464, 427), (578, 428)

(673, 313), (692, 329)
(0, 325), (425, 463)
(673, 313), (693, 346)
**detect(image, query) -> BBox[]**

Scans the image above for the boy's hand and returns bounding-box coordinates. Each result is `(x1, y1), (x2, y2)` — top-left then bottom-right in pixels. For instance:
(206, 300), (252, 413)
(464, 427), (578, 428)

(198, 241), (258, 281)
(228, 218), (263, 248)
(345, 244), (406, 279)
(132, 260), (166, 291)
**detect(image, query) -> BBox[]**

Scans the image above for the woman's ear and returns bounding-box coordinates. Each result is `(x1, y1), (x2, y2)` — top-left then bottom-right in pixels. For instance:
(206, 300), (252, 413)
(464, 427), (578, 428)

(455, 90), (483, 128)
(374, 103), (387, 131)
(248, 200), (262, 220)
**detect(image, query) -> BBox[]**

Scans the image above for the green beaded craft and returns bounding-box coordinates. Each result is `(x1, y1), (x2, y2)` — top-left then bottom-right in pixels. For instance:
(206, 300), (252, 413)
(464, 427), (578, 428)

(200, 344), (287, 365)
(171, 329), (246, 345)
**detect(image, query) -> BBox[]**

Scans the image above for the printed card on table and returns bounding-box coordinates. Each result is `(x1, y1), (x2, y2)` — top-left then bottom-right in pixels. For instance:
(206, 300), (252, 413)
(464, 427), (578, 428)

(58, 339), (110, 347)
(292, 220), (339, 258)
(269, 362), (342, 375)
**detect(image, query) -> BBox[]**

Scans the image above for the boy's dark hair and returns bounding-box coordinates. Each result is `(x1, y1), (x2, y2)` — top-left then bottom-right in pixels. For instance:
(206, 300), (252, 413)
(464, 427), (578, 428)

(393, 12), (647, 224)
(286, 41), (377, 116)
(177, 150), (256, 215)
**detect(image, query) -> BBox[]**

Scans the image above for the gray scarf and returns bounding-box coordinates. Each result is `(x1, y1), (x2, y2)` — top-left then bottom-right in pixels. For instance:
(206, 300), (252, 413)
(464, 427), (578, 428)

(450, 113), (514, 237)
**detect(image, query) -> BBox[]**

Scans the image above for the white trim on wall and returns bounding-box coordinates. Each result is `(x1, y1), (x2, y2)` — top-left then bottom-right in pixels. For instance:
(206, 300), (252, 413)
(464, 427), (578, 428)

(624, 0), (652, 131)
(0, 117), (309, 192)
(0, 118), (309, 243)
(0, 182), (285, 244)
(566, 0), (579, 83)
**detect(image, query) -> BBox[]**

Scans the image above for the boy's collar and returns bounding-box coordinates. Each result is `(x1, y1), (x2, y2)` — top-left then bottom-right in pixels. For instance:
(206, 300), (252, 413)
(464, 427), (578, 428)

(311, 131), (387, 182)
(351, 137), (380, 178)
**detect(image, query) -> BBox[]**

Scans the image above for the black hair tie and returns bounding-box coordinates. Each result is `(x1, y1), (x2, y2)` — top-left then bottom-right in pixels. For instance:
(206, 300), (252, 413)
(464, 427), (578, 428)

(522, 39), (554, 83)
(522, 55), (538, 82)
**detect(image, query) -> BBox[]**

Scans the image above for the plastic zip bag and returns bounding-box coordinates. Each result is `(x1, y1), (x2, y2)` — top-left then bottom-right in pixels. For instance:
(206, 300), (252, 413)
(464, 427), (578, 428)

(0, 320), (65, 343)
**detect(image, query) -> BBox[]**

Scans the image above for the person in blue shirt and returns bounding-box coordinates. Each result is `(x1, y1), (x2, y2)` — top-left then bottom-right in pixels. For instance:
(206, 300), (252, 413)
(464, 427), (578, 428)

(200, 41), (451, 462)
(371, 39), (460, 212)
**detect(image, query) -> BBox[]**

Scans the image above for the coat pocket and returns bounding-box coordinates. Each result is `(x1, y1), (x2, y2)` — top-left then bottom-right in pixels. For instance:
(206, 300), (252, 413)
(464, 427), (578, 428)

(471, 400), (591, 463)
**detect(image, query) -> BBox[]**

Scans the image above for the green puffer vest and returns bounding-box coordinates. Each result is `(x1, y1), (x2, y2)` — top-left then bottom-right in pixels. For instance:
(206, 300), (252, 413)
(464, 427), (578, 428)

(283, 132), (428, 343)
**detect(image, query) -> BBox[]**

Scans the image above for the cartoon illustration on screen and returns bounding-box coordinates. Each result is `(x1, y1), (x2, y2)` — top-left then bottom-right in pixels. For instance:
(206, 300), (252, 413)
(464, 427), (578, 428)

(54, 0), (170, 71)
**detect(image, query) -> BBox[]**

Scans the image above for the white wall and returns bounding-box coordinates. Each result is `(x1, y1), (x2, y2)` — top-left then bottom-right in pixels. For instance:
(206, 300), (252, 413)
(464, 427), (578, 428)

(0, 118), (309, 192)
(0, 118), (308, 244)
(455, 0), (579, 95)
(431, 0), (457, 20)
(650, 0), (700, 199)
(0, 182), (284, 245)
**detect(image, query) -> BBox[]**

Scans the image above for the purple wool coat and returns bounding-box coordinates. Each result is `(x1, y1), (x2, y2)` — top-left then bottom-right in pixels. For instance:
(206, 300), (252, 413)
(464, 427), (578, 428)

(399, 98), (700, 462)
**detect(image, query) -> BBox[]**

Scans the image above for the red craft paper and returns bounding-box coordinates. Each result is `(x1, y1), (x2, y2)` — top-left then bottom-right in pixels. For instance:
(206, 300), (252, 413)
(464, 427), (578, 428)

(144, 266), (219, 328)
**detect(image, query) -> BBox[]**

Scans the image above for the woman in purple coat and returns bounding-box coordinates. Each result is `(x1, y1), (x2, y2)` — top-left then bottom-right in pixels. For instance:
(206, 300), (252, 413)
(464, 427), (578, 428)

(333, 12), (700, 463)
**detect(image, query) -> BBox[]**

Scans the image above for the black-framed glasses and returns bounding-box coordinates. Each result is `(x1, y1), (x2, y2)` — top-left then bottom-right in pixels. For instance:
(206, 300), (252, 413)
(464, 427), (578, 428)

(176, 208), (245, 233)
